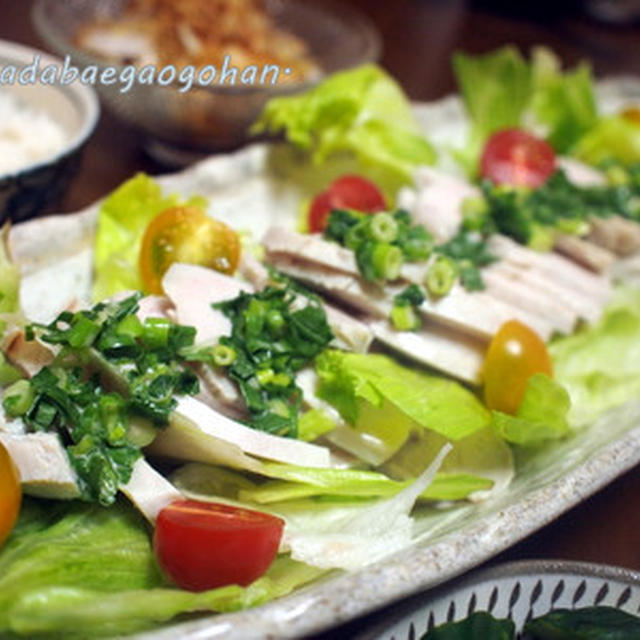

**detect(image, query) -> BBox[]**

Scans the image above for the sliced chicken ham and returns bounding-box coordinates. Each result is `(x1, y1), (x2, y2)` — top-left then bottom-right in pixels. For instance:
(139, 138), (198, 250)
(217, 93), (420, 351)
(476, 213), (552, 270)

(0, 430), (181, 522)
(0, 432), (79, 499)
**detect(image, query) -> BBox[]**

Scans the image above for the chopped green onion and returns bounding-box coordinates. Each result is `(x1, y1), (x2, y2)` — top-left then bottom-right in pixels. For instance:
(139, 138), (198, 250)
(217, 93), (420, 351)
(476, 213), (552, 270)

(142, 318), (171, 349)
(605, 164), (629, 187)
(461, 195), (490, 231)
(271, 372), (292, 387)
(369, 213), (398, 243)
(425, 256), (457, 296)
(0, 353), (22, 387)
(212, 344), (236, 367)
(266, 309), (285, 334)
(527, 224), (555, 251)
(344, 220), (370, 250)
(391, 304), (421, 331)
(67, 315), (101, 348)
(117, 314), (143, 339)
(372, 243), (403, 280)
(555, 218), (590, 235)
(256, 368), (275, 386)
(3, 379), (34, 417)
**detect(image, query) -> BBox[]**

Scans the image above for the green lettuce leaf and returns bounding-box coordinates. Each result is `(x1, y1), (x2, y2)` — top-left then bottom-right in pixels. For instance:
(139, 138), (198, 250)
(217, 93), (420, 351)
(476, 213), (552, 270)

(452, 46), (533, 176)
(315, 350), (490, 442)
(452, 46), (599, 171)
(0, 497), (322, 637)
(93, 174), (207, 300)
(531, 47), (598, 153)
(574, 115), (640, 166)
(253, 64), (436, 184)
(491, 374), (572, 446)
(172, 461), (492, 505)
(550, 287), (640, 427)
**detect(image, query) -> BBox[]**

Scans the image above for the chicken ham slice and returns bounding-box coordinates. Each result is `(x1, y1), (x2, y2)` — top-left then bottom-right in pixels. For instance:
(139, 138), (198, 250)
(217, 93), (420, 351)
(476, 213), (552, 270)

(0, 430), (180, 522)
(163, 262), (373, 355)
(553, 234), (616, 273)
(487, 234), (612, 302)
(268, 246), (556, 340)
(371, 320), (486, 384)
(0, 432), (79, 500)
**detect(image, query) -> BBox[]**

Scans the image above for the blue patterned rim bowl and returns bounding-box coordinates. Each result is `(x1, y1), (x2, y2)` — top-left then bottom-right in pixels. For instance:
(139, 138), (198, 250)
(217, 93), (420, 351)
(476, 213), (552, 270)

(0, 39), (99, 224)
(354, 560), (640, 639)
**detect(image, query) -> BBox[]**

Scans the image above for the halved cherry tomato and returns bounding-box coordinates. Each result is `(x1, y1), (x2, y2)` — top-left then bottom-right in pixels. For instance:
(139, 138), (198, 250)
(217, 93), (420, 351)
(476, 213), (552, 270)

(154, 499), (284, 591)
(480, 129), (556, 188)
(139, 206), (240, 295)
(483, 319), (553, 415)
(308, 175), (386, 233)
(0, 441), (21, 549)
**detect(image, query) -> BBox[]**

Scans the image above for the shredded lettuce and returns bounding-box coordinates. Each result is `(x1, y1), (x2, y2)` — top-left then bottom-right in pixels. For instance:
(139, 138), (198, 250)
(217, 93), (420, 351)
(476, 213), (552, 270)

(315, 350), (490, 443)
(491, 374), (571, 446)
(253, 65), (436, 184)
(0, 497), (322, 637)
(550, 288), (640, 427)
(93, 174), (207, 300)
(382, 427), (514, 502)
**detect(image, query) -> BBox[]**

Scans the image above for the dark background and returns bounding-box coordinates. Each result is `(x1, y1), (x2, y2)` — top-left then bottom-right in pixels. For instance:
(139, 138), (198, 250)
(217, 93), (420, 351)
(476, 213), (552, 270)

(3, 1), (640, 637)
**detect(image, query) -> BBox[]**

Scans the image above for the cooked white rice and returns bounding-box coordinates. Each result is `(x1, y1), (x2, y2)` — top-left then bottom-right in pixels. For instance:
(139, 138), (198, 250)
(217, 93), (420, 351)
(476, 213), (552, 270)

(0, 90), (67, 175)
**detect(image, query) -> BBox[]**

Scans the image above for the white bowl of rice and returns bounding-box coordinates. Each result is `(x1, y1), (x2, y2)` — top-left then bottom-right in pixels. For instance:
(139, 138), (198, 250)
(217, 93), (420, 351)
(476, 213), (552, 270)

(0, 39), (99, 223)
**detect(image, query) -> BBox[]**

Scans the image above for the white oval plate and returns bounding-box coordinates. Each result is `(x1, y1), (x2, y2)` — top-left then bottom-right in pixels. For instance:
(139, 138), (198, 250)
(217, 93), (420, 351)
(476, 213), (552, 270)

(10, 77), (640, 639)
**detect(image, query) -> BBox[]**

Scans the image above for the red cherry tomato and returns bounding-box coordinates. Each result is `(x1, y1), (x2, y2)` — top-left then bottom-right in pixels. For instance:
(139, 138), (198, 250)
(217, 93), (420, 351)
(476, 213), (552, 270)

(154, 499), (284, 591)
(308, 175), (386, 233)
(483, 319), (553, 415)
(480, 129), (556, 188)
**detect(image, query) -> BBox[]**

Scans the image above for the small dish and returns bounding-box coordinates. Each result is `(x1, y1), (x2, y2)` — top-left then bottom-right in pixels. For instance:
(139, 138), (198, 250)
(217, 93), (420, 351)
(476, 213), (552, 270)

(0, 39), (99, 224)
(354, 560), (640, 639)
(33, 0), (381, 164)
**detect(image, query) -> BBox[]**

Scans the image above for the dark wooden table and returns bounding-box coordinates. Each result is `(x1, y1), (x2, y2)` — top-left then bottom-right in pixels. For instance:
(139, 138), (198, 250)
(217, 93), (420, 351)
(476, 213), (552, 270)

(4, 1), (640, 637)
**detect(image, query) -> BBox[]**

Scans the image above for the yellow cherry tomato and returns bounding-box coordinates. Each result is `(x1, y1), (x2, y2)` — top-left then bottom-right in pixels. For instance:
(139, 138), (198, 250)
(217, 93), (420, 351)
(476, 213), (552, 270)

(139, 206), (240, 295)
(0, 440), (21, 548)
(621, 106), (640, 125)
(483, 319), (553, 415)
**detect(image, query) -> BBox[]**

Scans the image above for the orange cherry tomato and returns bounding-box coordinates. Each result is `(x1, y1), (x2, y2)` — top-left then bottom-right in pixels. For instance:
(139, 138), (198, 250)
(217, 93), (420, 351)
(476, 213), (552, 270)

(0, 441), (21, 548)
(480, 128), (556, 188)
(154, 499), (284, 592)
(483, 319), (553, 415)
(139, 206), (240, 295)
(621, 106), (640, 125)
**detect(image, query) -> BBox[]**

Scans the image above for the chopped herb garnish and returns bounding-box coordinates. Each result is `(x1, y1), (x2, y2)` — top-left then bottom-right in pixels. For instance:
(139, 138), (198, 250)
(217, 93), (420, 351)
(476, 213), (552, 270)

(8, 294), (201, 506)
(473, 165), (640, 248)
(435, 231), (497, 292)
(213, 285), (333, 438)
(324, 209), (433, 283)
(324, 208), (494, 296)
(391, 284), (425, 331)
